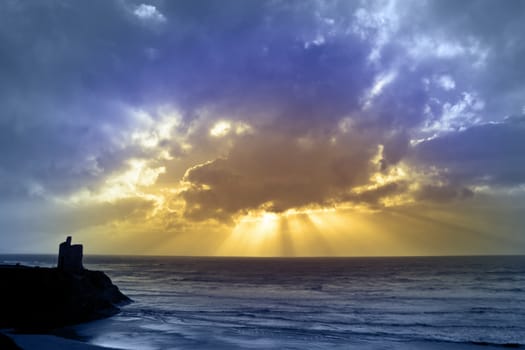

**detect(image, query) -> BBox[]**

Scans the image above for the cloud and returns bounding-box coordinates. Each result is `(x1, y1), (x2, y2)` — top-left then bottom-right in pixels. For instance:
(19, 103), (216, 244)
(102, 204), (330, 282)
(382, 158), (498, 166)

(411, 116), (525, 188)
(133, 4), (166, 23)
(405, 0), (525, 119)
(415, 185), (474, 203)
(341, 182), (407, 206)
(437, 75), (456, 91)
(180, 122), (410, 221)
(0, 0), (524, 246)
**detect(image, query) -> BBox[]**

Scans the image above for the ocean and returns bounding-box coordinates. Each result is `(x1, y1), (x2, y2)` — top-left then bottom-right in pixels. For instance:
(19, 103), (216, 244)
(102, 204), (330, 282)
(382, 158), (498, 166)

(1, 255), (524, 349)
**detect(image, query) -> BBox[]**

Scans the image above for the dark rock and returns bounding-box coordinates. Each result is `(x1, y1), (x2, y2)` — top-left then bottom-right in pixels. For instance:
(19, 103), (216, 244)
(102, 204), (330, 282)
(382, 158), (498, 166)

(0, 265), (131, 331)
(0, 333), (22, 350)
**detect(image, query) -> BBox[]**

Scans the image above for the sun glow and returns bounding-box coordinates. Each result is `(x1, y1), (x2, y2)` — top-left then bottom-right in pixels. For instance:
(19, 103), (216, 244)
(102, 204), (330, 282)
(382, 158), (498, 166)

(216, 208), (351, 256)
(212, 202), (429, 257)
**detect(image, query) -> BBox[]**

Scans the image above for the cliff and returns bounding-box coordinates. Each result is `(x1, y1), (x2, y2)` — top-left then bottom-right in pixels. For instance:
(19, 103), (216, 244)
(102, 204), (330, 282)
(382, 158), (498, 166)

(0, 265), (131, 330)
(0, 333), (22, 350)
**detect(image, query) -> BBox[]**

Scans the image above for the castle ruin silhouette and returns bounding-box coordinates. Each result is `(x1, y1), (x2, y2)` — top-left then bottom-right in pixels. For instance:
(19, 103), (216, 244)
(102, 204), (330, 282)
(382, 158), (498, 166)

(57, 236), (83, 272)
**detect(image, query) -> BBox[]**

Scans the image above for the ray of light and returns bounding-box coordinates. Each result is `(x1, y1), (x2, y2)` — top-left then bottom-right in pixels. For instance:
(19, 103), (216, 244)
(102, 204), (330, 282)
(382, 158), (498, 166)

(286, 213), (332, 256)
(216, 212), (281, 256)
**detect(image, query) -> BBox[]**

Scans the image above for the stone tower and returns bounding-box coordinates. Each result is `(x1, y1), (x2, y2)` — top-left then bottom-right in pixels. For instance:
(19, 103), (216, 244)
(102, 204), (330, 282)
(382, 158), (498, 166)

(57, 236), (84, 272)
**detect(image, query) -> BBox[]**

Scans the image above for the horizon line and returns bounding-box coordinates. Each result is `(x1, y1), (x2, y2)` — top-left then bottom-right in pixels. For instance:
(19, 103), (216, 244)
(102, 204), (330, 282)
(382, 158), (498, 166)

(1, 253), (524, 259)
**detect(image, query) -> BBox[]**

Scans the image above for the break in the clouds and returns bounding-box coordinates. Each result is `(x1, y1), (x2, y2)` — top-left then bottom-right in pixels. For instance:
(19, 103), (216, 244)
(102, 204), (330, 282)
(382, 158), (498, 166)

(0, 0), (524, 255)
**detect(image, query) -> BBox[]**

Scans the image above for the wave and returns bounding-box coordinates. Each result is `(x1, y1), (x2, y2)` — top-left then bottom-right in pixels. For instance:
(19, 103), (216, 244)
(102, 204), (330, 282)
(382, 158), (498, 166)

(42, 255), (525, 349)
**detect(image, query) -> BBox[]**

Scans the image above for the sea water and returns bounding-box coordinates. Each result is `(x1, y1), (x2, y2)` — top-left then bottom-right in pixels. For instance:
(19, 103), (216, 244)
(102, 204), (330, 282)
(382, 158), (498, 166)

(1, 255), (524, 349)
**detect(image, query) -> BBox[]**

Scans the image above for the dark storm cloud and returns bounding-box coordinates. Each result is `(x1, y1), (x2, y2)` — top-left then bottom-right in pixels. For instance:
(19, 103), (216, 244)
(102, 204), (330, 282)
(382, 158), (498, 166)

(182, 127), (382, 220)
(153, 0), (524, 219)
(148, 1), (380, 125)
(412, 117), (525, 188)
(0, 1), (392, 199)
(341, 182), (407, 206)
(0, 0), (160, 197)
(0, 0), (524, 228)
(0, 0), (375, 197)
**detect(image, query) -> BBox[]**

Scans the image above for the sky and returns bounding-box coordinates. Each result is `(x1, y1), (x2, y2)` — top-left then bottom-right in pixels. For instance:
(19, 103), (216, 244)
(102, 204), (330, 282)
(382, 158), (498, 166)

(0, 0), (524, 256)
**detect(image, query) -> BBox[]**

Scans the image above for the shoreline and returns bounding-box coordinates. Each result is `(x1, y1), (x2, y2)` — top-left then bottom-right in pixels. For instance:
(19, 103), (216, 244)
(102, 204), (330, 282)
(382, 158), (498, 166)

(2, 332), (115, 350)
(3, 331), (519, 350)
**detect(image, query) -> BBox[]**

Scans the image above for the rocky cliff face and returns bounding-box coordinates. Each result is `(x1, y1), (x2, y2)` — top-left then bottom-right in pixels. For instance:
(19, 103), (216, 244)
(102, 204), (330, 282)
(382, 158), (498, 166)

(0, 265), (131, 330)
(0, 333), (22, 350)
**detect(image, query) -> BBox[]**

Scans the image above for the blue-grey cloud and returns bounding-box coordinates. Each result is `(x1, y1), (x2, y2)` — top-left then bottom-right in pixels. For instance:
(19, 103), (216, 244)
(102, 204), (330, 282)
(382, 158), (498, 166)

(0, 0), (524, 231)
(412, 116), (525, 188)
